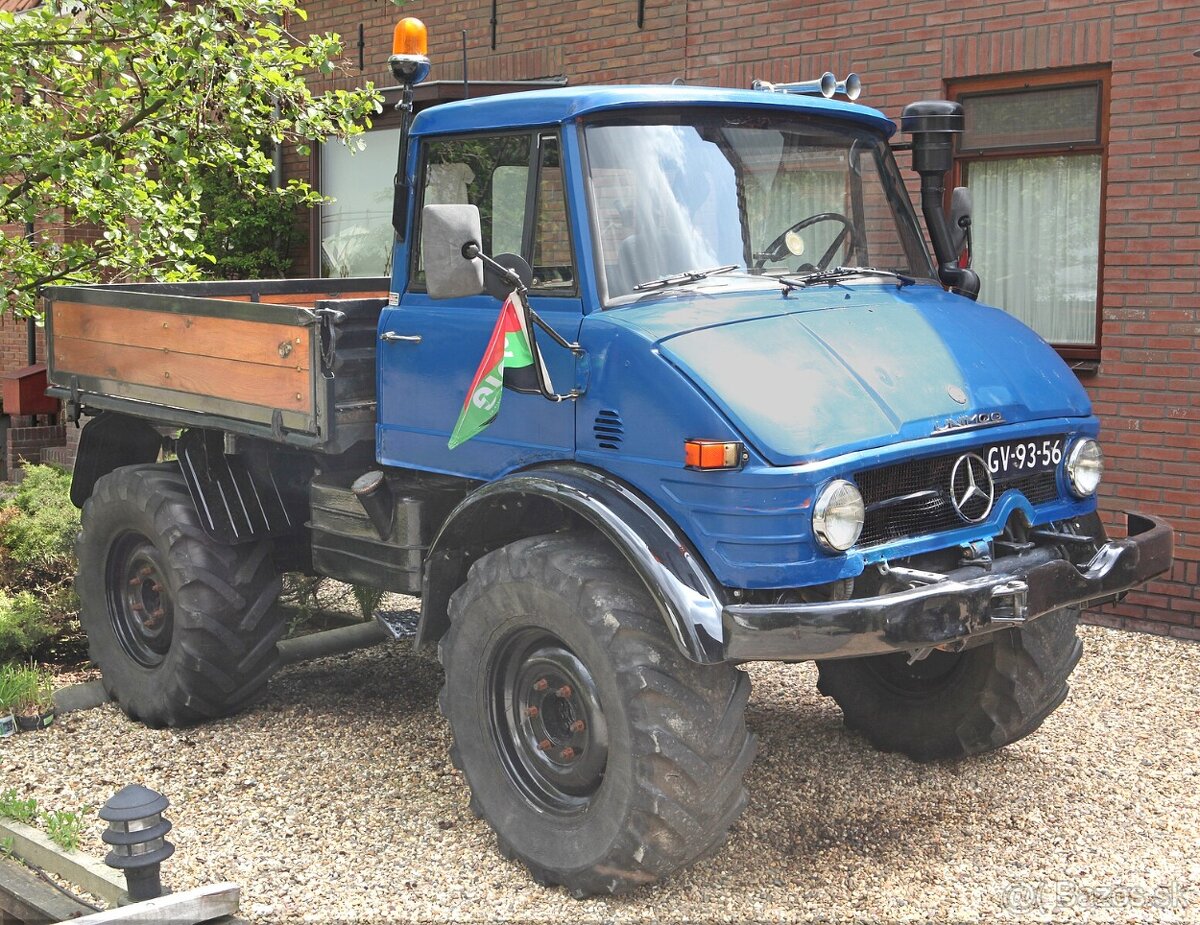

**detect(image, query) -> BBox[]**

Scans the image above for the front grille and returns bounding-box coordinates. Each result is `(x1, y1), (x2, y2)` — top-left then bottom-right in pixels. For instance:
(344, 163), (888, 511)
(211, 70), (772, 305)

(853, 447), (1060, 549)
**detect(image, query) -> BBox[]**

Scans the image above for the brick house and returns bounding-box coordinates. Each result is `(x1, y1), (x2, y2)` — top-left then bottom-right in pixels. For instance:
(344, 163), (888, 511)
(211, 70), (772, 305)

(2, 0), (1196, 638)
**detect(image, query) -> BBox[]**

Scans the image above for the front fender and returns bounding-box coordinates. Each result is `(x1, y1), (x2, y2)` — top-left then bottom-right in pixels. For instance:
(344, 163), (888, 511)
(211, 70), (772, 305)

(417, 464), (728, 663)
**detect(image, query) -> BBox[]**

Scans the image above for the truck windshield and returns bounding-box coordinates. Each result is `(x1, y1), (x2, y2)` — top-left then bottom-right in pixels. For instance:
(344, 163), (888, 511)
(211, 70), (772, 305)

(583, 109), (935, 301)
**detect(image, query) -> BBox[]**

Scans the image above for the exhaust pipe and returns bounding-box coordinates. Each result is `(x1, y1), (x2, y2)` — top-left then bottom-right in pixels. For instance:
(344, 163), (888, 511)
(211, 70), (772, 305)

(900, 100), (980, 300)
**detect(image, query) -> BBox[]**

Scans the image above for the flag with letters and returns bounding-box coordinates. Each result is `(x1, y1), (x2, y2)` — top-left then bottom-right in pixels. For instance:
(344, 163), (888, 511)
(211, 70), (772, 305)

(447, 293), (551, 449)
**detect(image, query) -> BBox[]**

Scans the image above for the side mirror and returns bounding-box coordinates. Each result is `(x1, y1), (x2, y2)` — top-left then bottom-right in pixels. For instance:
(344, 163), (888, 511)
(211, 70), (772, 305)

(422, 204), (484, 299)
(949, 186), (972, 259)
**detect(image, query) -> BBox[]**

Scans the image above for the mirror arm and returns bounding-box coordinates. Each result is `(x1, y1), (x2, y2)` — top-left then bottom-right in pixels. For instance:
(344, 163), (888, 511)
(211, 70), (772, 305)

(462, 243), (585, 401)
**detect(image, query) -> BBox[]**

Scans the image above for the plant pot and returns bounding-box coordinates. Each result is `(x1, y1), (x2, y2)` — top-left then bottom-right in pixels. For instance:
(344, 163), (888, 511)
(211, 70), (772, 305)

(15, 708), (55, 732)
(0, 711), (15, 738)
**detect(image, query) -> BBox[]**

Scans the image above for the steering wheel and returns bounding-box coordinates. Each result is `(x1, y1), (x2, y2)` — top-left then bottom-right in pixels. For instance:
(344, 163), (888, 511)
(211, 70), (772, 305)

(754, 212), (855, 271)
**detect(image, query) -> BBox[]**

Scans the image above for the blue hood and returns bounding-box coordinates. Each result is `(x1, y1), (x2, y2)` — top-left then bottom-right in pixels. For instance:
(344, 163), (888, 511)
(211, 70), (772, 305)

(613, 283), (1092, 466)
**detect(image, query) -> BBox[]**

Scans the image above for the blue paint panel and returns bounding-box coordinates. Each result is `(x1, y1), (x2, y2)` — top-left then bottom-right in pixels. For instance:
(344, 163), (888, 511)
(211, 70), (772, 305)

(377, 293), (581, 480)
(625, 283), (1091, 466)
(410, 85), (895, 139)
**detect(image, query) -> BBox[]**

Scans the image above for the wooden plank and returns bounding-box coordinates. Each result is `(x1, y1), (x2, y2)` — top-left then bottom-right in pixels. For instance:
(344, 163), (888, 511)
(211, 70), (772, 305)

(52, 336), (314, 414)
(65, 883), (239, 925)
(0, 856), (95, 924)
(215, 290), (388, 305)
(52, 302), (311, 370)
(0, 821), (127, 908)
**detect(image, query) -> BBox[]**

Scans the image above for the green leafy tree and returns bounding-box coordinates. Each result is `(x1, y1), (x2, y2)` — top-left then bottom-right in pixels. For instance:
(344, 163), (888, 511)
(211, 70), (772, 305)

(0, 0), (382, 317)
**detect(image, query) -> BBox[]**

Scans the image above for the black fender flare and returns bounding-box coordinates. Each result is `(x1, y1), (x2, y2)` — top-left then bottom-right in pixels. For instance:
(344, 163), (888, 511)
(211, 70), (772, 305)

(70, 411), (163, 508)
(417, 464), (728, 664)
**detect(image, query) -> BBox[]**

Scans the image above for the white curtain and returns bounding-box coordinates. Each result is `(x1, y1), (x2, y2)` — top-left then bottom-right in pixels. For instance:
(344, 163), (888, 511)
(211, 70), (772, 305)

(969, 155), (1101, 345)
(320, 129), (402, 278)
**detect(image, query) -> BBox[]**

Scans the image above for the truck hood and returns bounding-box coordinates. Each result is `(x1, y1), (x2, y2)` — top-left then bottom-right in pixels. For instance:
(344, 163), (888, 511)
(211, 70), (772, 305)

(613, 283), (1092, 466)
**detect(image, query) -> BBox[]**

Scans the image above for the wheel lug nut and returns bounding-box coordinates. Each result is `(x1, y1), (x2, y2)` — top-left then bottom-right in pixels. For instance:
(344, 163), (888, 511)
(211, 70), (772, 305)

(537, 739), (552, 751)
(560, 747), (576, 760)
(151, 583), (163, 593)
(128, 576), (142, 587)
(130, 602), (144, 612)
(139, 566), (153, 577)
(555, 685), (573, 699)
(569, 720), (586, 733)
(525, 706), (539, 718)
(532, 678), (549, 692)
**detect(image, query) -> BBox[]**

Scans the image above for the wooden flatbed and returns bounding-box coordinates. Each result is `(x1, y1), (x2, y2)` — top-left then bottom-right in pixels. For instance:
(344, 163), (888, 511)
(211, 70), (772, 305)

(44, 278), (390, 452)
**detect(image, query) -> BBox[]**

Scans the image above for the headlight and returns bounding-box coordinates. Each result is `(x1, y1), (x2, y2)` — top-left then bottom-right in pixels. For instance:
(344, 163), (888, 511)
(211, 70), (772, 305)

(813, 479), (865, 552)
(1065, 438), (1104, 497)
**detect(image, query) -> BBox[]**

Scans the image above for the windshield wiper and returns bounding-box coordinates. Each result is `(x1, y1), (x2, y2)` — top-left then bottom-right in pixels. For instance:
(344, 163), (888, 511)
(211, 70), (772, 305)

(632, 264), (740, 292)
(781, 266), (916, 290)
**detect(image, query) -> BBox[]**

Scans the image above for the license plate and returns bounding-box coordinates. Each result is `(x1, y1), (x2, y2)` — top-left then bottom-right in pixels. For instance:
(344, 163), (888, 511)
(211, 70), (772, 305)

(984, 437), (1063, 478)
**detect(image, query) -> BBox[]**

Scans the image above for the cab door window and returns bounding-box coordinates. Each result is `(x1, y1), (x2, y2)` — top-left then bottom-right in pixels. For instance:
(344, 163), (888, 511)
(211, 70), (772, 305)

(413, 132), (575, 293)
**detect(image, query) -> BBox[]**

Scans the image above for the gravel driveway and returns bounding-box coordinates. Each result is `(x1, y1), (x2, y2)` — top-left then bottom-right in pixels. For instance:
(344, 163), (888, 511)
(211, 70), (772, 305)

(5, 620), (1198, 923)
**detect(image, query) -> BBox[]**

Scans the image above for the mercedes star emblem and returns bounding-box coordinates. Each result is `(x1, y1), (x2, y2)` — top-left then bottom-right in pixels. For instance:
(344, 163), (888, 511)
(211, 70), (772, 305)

(949, 453), (995, 523)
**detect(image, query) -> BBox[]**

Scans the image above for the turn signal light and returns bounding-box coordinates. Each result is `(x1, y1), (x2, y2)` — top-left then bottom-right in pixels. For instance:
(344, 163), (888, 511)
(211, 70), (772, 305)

(685, 440), (744, 470)
(392, 17), (428, 57)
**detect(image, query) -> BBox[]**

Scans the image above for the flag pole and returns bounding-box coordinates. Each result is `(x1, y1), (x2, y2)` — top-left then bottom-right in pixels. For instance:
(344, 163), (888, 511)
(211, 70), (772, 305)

(461, 244), (583, 402)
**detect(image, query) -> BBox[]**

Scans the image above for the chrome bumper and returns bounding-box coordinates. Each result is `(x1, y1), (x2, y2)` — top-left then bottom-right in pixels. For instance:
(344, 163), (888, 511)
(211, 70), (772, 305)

(721, 513), (1173, 662)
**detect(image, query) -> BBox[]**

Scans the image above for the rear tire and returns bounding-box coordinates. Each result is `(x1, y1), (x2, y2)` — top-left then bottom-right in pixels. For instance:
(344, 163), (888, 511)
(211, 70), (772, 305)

(439, 533), (756, 896)
(816, 608), (1082, 761)
(75, 464), (284, 727)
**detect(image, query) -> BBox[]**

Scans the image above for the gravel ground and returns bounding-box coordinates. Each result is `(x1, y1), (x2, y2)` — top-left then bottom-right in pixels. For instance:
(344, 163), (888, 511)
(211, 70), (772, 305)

(4, 619), (1198, 924)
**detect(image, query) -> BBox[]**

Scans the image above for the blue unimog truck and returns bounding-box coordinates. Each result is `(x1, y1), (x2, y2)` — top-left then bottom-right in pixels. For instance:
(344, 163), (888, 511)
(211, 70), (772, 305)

(44, 18), (1172, 896)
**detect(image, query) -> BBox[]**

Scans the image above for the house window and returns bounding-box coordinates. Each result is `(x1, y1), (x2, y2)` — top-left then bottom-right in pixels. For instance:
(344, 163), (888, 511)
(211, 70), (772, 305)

(950, 69), (1109, 359)
(319, 128), (402, 278)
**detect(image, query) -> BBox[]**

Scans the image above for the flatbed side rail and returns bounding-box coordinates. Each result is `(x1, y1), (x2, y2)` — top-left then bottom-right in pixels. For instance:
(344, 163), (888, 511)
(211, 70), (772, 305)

(43, 279), (389, 452)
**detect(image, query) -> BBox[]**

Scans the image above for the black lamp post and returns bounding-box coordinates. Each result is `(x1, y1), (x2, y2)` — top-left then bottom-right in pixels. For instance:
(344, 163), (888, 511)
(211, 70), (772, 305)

(99, 785), (175, 903)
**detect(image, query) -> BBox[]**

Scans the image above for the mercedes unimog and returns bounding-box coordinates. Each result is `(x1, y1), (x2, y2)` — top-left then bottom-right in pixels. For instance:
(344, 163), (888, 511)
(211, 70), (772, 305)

(42, 17), (1171, 896)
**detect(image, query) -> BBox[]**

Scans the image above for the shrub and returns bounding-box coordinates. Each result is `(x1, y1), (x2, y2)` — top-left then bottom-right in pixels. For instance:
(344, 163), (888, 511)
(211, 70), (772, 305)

(0, 591), (54, 662)
(1, 464), (78, 575)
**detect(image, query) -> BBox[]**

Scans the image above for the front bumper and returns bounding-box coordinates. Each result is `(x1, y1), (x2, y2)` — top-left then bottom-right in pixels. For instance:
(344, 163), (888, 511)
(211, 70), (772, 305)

(722, 513), (1173, 662)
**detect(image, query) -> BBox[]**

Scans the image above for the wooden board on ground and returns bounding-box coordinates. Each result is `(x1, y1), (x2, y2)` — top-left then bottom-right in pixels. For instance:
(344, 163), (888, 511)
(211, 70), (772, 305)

(65, 883), (239, 925)
(0, 855), (95, 924)
(0, 821), (127, 908)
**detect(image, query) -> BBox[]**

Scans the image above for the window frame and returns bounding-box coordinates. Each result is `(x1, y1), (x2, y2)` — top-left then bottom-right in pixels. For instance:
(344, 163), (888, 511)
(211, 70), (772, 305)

(407, 128), (579, 297)
(948, 66), (1111, 363)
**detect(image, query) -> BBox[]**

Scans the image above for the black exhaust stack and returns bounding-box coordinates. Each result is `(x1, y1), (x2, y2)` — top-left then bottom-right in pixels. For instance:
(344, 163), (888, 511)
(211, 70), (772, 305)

(901, 100), (981, 300)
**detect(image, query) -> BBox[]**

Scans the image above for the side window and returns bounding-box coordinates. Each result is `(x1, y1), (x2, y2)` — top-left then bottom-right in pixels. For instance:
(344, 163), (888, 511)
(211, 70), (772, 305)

(414, 134), (532, 288)
(531, 136), (575, 290)
(414, 132), (575, 294)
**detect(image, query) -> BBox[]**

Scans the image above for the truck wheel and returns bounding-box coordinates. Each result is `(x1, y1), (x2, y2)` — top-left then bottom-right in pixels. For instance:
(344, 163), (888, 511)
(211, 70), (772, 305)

(439, 533), (755, 897)
(816, 608), (1082, 761)
(75, 464), (284, 727)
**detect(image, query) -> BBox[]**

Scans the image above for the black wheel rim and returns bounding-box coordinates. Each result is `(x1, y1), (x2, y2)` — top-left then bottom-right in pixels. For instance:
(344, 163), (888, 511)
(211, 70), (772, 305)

(864, 648), (965, 697)
(488, 628), (609, 816)
(106, 531), (175, 668)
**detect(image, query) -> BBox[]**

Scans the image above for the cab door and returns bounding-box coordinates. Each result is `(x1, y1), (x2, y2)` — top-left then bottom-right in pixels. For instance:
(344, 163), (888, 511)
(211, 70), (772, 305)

(377, 131), (581, 479)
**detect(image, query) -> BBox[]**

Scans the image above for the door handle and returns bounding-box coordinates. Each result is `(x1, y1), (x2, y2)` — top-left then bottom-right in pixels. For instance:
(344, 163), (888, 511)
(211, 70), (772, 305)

(380, 332), (422, 344)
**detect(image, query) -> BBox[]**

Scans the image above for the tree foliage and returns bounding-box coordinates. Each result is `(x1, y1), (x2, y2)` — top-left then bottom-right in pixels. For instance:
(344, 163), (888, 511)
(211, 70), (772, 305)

(0, 0), (382, 317)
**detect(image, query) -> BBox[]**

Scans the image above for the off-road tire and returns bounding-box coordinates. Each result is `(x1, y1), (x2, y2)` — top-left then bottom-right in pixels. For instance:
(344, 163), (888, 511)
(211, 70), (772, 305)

(75, 464), (284, 727)
(438, 533), (756, 897)
(816, 607), (1082, 761)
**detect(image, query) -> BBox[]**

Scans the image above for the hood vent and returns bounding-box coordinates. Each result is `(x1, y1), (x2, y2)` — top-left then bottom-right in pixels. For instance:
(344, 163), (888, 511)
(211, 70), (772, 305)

(593, 410), (624, 450)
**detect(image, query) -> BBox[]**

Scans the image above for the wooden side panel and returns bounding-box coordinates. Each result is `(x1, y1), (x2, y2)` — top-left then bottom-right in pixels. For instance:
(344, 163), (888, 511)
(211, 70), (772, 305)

(51, 301), (315, 414)
(52, 301), (310, 369)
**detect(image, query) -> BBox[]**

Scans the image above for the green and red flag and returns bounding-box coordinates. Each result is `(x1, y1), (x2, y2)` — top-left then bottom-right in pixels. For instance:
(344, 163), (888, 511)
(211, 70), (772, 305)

(447, 293), (551, 449)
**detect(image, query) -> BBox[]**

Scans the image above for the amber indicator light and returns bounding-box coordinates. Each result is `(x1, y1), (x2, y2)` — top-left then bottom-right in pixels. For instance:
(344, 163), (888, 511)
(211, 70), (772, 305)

(684, 440), (744, 470)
